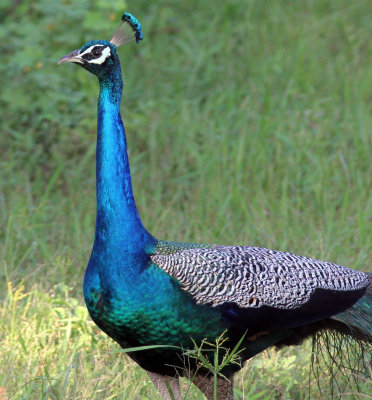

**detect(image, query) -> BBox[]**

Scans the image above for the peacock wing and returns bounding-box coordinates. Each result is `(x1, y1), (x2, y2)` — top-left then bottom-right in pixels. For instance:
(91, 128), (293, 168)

(151, 242), (369, 330)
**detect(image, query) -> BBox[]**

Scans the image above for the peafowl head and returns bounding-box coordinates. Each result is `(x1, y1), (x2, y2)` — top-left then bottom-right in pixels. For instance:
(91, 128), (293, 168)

(58, 12), (143, 79)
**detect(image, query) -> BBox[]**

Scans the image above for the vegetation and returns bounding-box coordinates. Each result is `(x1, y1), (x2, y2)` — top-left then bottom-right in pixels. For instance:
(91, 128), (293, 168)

(1, 0), (371, 398)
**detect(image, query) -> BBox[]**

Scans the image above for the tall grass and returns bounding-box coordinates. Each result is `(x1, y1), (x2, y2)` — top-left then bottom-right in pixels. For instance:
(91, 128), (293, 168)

(1, 0), (371, 398)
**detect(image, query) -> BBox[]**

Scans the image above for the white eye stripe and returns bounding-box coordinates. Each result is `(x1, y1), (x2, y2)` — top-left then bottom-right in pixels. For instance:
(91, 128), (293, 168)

(89, 47), (111, 64)
(78, 45), (111, 65)
(79, 45), (97, 57)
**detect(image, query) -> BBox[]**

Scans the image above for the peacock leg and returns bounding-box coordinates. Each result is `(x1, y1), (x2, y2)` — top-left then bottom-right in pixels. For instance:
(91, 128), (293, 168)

(146, 371), (183, 400)
(192, 374), (234, 400)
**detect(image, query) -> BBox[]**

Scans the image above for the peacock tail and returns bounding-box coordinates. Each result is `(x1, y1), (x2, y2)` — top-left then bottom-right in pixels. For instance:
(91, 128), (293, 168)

(332, 273), (372, 341)
(312, 276), (372, 397)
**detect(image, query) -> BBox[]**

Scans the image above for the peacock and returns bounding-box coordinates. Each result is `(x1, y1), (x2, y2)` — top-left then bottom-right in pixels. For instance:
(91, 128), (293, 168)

(59, 13), (372, 400)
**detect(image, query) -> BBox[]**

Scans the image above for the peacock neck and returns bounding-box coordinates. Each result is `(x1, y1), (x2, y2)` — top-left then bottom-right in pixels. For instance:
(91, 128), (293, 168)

(93, 64), (153, 253)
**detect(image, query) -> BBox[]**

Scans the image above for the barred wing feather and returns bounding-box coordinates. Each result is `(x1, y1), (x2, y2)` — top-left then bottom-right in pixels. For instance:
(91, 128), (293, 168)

(151, 245), (369, 311)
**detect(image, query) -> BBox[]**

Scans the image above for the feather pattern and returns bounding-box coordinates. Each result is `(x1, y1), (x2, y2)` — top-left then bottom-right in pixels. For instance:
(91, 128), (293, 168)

(152, 243), (369, 310)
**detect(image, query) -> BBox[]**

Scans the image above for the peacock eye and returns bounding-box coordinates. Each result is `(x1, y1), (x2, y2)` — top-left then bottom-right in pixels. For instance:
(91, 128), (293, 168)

(92, 47), (103, 57)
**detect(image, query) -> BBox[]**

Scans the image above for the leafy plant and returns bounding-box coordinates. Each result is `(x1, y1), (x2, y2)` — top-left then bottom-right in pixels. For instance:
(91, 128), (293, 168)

(185, 331), (246, 400)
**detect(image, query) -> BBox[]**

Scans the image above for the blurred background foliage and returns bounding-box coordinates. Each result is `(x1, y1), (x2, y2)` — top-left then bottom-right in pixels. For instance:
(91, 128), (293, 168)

(1, 0), (126, 178)
(0, 0), (371, 398)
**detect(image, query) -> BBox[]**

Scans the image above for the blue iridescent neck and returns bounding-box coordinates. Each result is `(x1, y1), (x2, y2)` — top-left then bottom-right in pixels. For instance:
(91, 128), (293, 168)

(94, 61), (153, 252)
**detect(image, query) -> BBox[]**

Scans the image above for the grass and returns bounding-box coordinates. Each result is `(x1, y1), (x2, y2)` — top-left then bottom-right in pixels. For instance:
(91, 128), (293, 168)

(1, 0), (371, 398)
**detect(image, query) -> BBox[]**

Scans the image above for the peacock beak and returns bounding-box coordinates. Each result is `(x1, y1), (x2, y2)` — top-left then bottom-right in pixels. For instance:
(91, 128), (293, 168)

(58, 49), (84, 65)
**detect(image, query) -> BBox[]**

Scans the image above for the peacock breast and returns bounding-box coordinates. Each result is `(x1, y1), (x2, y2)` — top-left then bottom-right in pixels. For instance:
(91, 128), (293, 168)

(83, 250), (224, 349)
